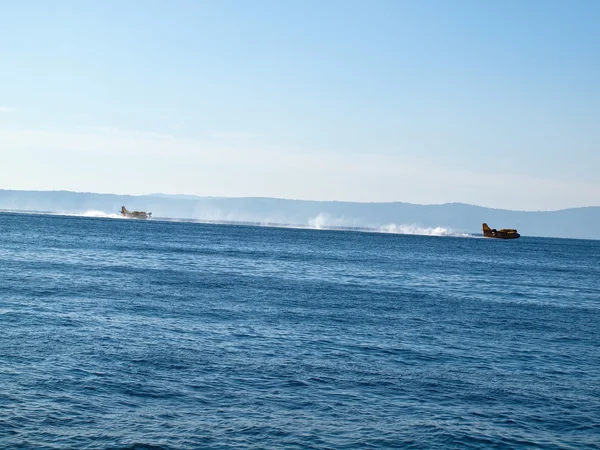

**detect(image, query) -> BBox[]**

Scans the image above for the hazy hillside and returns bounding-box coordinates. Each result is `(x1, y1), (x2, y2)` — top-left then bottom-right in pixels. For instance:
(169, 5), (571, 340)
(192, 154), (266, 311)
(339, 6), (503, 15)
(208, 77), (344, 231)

(0, 189), (598, 239)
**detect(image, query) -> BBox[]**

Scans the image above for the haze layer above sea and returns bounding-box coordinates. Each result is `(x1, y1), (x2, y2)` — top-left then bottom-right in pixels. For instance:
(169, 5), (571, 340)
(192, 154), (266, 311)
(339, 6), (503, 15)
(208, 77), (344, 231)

(1, 189), (599, 239)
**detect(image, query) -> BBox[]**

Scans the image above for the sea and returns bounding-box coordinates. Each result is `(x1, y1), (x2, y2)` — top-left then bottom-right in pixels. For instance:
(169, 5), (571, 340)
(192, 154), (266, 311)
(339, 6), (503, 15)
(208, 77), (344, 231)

(1, 212), (599, 449)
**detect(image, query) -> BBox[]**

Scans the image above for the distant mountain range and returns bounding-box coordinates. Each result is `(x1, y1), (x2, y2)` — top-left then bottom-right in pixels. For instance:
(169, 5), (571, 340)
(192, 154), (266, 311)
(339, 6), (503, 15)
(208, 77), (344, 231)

(1, 189), (598, 239)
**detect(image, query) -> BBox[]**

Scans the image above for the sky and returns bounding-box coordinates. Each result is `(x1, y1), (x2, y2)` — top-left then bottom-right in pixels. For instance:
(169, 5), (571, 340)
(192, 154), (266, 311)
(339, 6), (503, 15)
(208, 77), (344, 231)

(0, 0), (598, 211)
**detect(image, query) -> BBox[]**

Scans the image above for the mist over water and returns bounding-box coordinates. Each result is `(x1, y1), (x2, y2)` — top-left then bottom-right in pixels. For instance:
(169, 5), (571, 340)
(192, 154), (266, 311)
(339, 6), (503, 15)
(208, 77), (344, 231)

(1, 189), (599, 239)
(307, 212), (360, 229)
(64, 210), (474, 237)
(78, 210), (125, 219)
(379, 223), (473, 237)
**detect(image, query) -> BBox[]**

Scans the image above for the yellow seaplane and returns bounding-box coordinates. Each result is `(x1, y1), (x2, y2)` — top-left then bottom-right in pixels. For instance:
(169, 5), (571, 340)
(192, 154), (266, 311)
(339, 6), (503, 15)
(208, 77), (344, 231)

(120, 206), (152, 219)
(482, 223), (520, 239)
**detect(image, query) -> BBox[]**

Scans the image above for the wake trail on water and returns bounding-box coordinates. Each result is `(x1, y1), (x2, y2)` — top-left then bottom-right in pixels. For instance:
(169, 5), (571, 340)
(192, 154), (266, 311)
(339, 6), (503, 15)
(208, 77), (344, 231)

(306, 213), (473, 237)
(81, 210), (124, 219)
(379, 224), (473, 238)
(62, 210), (127, 219)
(43, 210), (475, 237)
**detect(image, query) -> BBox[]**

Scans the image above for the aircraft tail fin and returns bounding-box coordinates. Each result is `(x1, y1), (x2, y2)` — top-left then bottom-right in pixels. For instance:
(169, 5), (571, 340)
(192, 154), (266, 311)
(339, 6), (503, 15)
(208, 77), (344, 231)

(482, 223), (494, 237)
(121, 206), (129, 214)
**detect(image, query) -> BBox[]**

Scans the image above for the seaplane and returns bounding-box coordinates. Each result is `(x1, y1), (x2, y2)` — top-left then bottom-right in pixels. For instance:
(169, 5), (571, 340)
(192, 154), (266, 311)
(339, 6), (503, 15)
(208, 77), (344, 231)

(482, 223), (520, 239)
(120, 206), (152, 219)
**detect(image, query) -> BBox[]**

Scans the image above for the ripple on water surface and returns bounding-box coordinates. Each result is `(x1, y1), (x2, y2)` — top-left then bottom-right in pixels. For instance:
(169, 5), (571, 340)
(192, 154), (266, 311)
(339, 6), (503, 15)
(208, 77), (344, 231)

(0, 213), (599, 449)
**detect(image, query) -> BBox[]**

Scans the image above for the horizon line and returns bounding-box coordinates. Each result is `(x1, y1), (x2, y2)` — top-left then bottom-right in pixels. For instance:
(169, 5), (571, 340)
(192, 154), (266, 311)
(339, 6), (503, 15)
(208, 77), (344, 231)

(0, 187), (598, 213)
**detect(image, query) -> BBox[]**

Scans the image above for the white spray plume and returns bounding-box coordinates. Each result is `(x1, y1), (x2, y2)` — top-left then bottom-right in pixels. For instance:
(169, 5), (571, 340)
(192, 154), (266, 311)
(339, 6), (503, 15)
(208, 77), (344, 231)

(379, 224), (471, 237)
(308, 213), (357, 230)
(63, 210), (126, 219)
(52, 210), (472, 238)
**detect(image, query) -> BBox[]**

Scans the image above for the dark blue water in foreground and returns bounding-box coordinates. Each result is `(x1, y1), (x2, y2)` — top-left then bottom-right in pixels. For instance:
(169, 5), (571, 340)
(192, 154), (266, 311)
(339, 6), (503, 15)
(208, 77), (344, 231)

(1, 212), (599, 449)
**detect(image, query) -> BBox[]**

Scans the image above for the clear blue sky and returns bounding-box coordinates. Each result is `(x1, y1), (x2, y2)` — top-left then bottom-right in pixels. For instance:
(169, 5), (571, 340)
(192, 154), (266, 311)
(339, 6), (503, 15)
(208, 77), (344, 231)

(1, 0), (598, 210)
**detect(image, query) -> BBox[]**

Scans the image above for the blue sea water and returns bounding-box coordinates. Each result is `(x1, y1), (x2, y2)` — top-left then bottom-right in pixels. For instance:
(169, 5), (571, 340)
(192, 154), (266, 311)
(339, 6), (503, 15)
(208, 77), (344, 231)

(1, 212), (599, 449)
